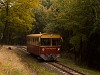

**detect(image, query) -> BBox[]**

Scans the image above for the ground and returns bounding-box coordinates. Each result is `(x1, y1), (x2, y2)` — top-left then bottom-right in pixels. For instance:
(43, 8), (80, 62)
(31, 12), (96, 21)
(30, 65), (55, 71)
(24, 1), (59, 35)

(0, 45), (57, 75)
(0, 45), (100, 75)
(0, 45), (33, 75)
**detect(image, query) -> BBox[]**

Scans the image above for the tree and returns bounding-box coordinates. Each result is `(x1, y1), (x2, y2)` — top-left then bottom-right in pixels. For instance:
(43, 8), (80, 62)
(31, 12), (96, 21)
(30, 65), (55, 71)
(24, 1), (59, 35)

(31, 0), (55, 33)
(44, 0), (100, 69)
(0, 0), (40, 44)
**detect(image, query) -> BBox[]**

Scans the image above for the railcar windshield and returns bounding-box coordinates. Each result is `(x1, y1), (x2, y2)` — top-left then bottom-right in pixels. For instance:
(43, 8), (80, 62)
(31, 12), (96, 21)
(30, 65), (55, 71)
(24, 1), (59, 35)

(41, 38), (61, 46)
(41, 38), (51, 46)
(52, 38), (61, 46)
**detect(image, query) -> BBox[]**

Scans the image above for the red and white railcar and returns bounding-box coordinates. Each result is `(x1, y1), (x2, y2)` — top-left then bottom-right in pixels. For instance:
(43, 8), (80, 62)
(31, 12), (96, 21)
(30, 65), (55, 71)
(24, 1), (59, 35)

(27, 33), (62, 60)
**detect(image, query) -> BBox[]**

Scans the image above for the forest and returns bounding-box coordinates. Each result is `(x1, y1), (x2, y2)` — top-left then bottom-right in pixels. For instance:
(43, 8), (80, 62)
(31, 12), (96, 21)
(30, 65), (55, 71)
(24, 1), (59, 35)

(0, 0), (100, 71)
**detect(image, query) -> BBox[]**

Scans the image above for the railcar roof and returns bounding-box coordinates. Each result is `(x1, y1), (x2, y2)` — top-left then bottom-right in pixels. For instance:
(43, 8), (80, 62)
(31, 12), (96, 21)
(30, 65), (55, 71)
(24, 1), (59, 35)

(27, 33), (61, 38)
(27, 34), (42, 37)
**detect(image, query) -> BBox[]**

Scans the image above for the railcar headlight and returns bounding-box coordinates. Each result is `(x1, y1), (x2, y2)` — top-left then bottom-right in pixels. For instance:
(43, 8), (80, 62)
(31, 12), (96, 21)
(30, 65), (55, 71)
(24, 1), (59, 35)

(58, 48), (60, 51)
(42, 48), (45, 51)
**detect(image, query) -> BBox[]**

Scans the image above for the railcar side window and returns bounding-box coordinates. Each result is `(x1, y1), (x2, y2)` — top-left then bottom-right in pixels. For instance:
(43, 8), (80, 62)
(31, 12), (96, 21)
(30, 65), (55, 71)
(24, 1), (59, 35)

(30, 38), (33, 44)
(32, 38), (35, 45)
(29, 38), (31, 44)
(32, 38), (39, 45)
(35, 38), (39, 45)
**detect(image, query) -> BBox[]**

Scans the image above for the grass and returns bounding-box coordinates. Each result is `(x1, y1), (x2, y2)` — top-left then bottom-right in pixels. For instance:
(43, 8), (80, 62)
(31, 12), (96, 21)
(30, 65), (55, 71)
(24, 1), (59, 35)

(0, 45), (58, 75)
(0, 46), (31, 75)
(14, 48), (58, 75)
(0, 62), (24, 75)
(57, 57), (100, 75)
(1, 45), (99, 75)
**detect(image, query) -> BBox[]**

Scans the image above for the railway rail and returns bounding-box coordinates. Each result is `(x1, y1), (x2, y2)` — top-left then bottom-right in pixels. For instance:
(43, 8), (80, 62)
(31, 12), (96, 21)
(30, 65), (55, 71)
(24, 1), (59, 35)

(16, 46), (87, 75)
(16, 46), (30, 54)
(45, 62), (86, 75)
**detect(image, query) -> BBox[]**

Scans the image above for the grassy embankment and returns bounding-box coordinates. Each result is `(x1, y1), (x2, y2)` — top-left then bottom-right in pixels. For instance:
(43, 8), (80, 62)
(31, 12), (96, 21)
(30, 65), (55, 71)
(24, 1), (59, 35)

(1, 45), (99, 75)
(58, 57), (100, 75)
(0, 45), (58, 75)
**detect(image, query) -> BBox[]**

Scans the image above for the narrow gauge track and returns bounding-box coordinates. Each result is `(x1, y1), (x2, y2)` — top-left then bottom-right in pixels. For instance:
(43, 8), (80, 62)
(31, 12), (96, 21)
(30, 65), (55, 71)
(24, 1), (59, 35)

(45, 62), (86, 75)
(16, 46), (30, 54)
(16, 46), (86, 75)
(16, 46), (37, 75)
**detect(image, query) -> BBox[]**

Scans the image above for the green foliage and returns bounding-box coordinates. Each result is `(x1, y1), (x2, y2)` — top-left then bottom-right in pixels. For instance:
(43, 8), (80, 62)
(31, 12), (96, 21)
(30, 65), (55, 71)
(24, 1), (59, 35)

(0, 0), (40, 44)
(70, 34), (87, 46)
(31, 0), (57, 33)
(0, 0), (100, 70)
(43, 0), (100, 70)
(8, 0), (37, 32)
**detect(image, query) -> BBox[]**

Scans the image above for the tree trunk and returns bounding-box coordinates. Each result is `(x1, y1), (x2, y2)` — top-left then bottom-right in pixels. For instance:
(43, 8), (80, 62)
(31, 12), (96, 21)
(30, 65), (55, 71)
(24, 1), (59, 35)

(74, 46), (76, 62)
(79, 35), (83, 64)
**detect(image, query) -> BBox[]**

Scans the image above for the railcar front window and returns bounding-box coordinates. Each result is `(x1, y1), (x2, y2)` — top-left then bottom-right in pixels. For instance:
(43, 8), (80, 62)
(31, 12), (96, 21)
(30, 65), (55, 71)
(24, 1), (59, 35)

(41, 38), (50, 46)
(52, 38), (61, 46)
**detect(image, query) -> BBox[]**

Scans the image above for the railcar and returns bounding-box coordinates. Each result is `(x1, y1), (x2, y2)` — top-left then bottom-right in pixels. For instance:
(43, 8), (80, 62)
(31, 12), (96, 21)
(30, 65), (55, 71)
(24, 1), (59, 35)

(27, 33), (62, 61)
